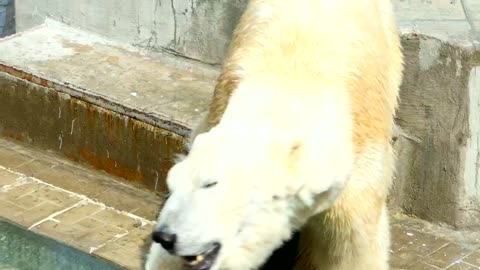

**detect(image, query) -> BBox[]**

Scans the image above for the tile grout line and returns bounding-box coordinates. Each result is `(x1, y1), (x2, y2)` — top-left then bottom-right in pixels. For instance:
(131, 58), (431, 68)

(422, 261), (442, 269)
(27, 199), (87, 230)
(6, 138), (111, 180)
(424, 243), (451, 258)
(0, 164), (156, 226)
(395, 225), (451, 269)
(12, 158), (36, 170)
(18, 160), (62, 177)
(0, 176), (30, 192)
(443, 249), (478, 269)
(29, 176), (156, 226)
(460, 261), (480, 269)
(88, 230), (130, 254)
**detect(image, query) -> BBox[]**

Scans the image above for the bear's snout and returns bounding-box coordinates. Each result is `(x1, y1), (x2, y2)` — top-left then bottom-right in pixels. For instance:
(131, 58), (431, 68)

(152, 227), (177, 253)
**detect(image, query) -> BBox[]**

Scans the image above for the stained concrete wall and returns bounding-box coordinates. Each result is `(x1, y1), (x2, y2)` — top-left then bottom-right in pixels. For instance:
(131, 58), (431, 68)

(0, 71), (185, 193)
(391, 37), (480, 229)
(11, 0), (480, 228)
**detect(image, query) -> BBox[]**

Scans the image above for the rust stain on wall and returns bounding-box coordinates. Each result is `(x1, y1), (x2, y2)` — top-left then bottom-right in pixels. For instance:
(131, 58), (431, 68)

(78, 148), (145, 183)
(1, 129), (25, 142)
(0, 64), (51, 88)
(0, 66), (188, 193)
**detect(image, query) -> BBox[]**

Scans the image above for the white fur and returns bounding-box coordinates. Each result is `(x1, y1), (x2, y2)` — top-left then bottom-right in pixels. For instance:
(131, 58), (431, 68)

(146, 79), (354, 270)
(144, 243), (183, 270)
(145, 0), (402, 268)
(306, 145), (393, 270)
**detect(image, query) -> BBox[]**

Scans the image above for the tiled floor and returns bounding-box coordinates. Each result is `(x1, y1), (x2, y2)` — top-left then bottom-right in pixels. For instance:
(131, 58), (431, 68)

(0, 174), (154, 269)
(0, 138), (161, 269)
(390, 219), (480, 269)
(0, 137), (480, 269)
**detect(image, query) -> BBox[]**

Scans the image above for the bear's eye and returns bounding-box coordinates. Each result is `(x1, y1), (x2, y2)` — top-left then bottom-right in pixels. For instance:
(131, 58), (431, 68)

(202, 181), (218, 189)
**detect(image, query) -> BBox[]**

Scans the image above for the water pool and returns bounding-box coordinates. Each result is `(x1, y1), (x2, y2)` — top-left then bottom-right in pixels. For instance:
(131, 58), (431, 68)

(0, 220), (121, 270)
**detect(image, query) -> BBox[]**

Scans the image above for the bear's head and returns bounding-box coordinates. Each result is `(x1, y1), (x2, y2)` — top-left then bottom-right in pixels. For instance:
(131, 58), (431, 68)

(151, 118), (354, 270)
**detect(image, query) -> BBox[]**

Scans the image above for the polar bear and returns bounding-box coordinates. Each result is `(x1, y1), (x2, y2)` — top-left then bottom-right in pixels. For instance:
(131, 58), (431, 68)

(144, 0), (404, 269)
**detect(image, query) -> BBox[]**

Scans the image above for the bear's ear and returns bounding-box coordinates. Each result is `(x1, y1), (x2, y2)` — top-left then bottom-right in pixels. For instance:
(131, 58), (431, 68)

(189, 131), (213, 153)
(185, 114), (211, 155)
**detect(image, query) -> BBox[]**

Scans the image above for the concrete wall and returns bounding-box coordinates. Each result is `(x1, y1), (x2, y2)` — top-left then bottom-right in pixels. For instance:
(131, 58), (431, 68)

(0, 0), (15, 37)
(14, 0), (480, 64)
(12, 0), (480, 228)
(15, 0), (247, 65)
(390, 37), (480, 229)
(0, 71), (185, 193)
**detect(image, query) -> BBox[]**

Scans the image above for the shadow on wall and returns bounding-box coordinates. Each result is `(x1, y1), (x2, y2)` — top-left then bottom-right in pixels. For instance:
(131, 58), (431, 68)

(0, 0), (15, 38)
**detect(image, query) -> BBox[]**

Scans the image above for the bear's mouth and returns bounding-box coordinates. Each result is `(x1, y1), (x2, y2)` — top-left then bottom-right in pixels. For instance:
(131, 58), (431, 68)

(182, 243), (221, 270)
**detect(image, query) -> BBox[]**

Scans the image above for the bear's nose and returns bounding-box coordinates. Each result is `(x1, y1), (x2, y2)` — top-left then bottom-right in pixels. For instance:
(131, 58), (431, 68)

(152, 228), (177, 252)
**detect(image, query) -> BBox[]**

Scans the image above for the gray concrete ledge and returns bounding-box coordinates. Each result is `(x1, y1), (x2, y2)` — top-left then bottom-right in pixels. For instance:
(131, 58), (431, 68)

(0, 19), (218, 137)
(394, 0), (480, 50)
(0, 21), (216, 192)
